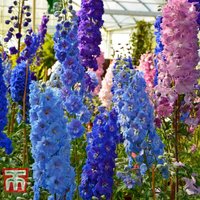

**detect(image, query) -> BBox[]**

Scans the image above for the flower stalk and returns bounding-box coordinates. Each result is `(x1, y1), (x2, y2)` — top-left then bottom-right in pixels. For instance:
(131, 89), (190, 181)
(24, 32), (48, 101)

(9, 0), (25, 134)
(173, 96), (181, 199)
(152, 166), (156, 200)
(17, 0), (25, 57)
(22, 63), (29, 166)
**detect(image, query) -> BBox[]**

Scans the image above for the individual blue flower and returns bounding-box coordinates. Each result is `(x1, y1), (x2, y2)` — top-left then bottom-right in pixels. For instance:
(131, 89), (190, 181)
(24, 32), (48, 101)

(140, 163), (147, 176)
(62, 69), (78, 87)
(117, 172), (137, 189)
(84, 71), (98, 93)
(78, 106), (92, 123)
(67, 119), (85, 139)
(63, 95), (83, 114)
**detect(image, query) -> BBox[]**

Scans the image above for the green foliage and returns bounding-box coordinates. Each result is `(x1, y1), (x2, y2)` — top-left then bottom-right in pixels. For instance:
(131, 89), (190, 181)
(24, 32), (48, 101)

(31, 34), (56, 81)
(71, 135), (87, 200)
(85, 96), (102, 122)
(131, 20), (154, 65)
(0, 111), (34, 199)
(46, 0), (60, 14)
(113, 143), (169, 200)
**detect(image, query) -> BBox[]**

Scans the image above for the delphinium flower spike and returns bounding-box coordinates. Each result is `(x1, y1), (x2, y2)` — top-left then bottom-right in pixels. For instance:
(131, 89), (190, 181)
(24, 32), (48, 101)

(99, 61), (114, 109)
(53, 2), (91, 139)
(10, 15), (49, 105)
(38, 15), (49, 45)
(154, 16), (164, 86)
(78, 0), (104, 71)
(2, 55), (12, 90)
(154, 0), (200, 121)
(0, 56), (13, 154)
(138, 53), (156, 89)
(112, 57), (167, 188)
(138, 53), (158, 112)
(29, 81), (75, 200)
(158, 0), (199, 95)
(10, 61), (31, 104)
(79, 108), (120, 200)
(4, 0), (32, 55)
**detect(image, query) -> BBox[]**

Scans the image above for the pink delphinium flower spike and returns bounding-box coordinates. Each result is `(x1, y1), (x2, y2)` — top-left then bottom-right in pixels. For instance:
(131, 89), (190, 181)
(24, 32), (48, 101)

(92, 52), (105, 95)
(99, 61), (114, 108)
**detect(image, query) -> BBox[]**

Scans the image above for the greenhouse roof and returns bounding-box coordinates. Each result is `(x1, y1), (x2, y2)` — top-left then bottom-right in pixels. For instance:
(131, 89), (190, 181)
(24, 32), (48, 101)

(72, 0), (164, 31)
(0, 0), (164, 35)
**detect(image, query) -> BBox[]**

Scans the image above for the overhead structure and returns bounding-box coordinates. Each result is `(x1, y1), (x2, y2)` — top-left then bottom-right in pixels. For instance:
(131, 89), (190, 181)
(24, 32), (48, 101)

(0, 0), (164, 34)
(72, 0), (164, 31)
(0, 0), (164, 57)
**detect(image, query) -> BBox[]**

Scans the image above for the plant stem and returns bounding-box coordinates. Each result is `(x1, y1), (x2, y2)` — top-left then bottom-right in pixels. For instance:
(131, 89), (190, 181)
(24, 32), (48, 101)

(74, 140), (80, 200)
(44, 66), (48, 82)
(170, 179), (175, 200)
(54, 193), (57, 200)
(22, 64), (29, 166)
(8, 112), (11, 134)
(9, 0), (25, 135)
(17, 0), (25, 56)
(152, 165), (156, 200)
(8, 102), (16, 134)
(18, 0), (27, 167)
(173, 96), (181, 200)
(164, 179), (168, 194)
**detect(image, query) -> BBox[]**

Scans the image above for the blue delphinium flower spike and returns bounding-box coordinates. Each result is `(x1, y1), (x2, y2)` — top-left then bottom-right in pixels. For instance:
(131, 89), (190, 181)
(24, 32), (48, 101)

(112, 57), (167, 187)
(0, 56), (13, 154)
(29, 81), (75, 200)
(79, 108), (120, 200)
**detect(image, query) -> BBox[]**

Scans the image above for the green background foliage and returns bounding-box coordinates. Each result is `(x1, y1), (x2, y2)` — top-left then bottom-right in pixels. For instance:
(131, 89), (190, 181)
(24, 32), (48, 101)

(131, 20), (154, 66)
